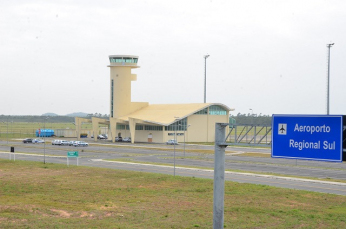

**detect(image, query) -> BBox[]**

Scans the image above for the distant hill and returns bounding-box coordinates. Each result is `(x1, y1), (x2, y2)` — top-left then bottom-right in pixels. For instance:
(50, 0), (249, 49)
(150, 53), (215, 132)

(65, 112), (89, 117)
(42, 113), (58, 116)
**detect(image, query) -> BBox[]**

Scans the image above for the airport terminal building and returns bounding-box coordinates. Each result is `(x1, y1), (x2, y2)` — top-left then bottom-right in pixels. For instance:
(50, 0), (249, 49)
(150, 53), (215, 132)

(75, 55), (232, 143)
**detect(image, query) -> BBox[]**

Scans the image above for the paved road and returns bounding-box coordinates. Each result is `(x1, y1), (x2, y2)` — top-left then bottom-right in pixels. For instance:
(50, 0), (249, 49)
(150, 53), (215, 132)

(1, 140), (346, 195)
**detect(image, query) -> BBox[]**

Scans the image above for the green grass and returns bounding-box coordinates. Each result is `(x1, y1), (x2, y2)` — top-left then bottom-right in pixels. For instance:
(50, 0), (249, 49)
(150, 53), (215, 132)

(0, 122), (83, 139)
(1, 159), (346, 228)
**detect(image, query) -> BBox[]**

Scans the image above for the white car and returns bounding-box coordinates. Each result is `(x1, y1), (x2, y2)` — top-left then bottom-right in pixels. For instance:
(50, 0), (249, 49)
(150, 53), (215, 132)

(52, 140), (62, 145)
(32, 138), (45, 144)
(73, 141), (89, 147)
(166, 139), (178, 145)
(68, 141), (77, 146)
(61, 140), (69, 146)
(123, 137), (131, 142)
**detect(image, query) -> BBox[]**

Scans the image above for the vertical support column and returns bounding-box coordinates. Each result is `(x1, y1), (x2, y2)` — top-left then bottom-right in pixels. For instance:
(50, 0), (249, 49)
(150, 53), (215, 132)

(92, 117), (99, 142)
(213, 123), (228, 229)
(109, 118), (117, 143)
(128, 118), (137, 144)
(75, 117), (82, 141)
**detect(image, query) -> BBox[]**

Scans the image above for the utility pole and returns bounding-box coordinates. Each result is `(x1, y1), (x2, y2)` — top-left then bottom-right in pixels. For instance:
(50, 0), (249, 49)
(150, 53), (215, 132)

(213, 123), (228, 229)
(44, 117), (49, 164)
(326, 43), (334, 115)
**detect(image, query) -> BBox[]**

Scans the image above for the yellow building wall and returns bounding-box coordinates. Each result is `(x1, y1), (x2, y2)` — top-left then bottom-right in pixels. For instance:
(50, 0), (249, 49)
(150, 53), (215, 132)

(207, 113), (229, 142)
(116, 129), (164, 143)
(187, 115), (208, 142)
(54, 129), (94, 138)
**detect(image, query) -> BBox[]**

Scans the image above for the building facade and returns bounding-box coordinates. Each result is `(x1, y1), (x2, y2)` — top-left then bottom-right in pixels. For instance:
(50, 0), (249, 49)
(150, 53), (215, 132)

(75, 55), (232, 143)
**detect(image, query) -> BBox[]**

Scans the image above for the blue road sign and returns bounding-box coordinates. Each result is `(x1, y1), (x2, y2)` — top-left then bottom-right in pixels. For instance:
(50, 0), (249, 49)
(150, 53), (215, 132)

(272, 115), (343, 162)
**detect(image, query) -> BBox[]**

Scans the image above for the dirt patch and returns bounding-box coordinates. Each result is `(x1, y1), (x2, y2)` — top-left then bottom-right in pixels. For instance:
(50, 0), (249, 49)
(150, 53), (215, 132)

(50, 209), (71, 218)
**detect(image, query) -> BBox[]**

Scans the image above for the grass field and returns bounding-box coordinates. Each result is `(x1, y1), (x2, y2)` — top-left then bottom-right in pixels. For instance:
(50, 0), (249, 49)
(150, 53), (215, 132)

(1, 159), (346, 228)
(0, 122), (93, 139)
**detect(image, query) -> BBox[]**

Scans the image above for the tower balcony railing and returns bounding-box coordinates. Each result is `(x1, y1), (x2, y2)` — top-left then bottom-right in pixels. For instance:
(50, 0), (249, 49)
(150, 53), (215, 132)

(108, 62), (139, 67)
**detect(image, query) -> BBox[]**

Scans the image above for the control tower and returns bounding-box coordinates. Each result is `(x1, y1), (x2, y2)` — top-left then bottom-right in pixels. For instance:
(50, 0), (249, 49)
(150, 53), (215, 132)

(108, 55), (148, 118)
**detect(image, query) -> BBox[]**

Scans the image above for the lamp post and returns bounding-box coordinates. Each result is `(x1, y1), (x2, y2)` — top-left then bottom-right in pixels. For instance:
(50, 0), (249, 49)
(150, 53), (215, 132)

(1, 121), (8, 144)
(44, 117), (49, 164)
(10, 120), (13, 139)
(72, 122), (78, 140)
(6, 117), (9, 144)
(173, 117), (180, 176)
(327, 43), (334, 115)
(204, 54), (210, 103)
(183, 124), (191, 158)
(249, 109), (254, 126)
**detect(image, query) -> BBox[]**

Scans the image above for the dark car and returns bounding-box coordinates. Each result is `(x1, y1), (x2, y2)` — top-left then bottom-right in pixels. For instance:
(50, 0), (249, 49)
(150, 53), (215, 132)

(97, 135), (106, 139)
(115, 136), (123, 142)
(23, 138), (33, 143)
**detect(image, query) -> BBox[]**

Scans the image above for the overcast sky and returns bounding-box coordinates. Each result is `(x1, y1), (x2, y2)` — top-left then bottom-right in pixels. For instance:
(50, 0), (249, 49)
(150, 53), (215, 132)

(1, 0), (345, 116)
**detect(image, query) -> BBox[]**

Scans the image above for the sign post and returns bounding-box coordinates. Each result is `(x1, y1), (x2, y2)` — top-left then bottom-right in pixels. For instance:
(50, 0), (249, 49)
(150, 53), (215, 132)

(67, 151), (79, 166)
(272, 115), (343, 162)
(10, 146), (15, 161)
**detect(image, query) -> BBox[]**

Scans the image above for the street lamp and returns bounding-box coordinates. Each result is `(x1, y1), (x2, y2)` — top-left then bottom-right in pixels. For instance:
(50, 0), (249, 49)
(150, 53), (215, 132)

(43, 117), (49, 164)
(327, 43), (334, 115)
(173, 117), (180, 176)
(1, 121), (8, 144)
(204, 54), (210, 103)
(183, 124), (191, 158)
(249, 108), (254, 126)
(10, 120), (13, 139)
(72, 122), (78, 140)
(4, 117), (9, 144)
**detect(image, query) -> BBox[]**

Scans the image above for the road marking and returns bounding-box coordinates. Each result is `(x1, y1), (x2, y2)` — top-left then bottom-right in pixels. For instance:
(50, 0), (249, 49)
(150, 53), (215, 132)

(93, 159), (346, 187)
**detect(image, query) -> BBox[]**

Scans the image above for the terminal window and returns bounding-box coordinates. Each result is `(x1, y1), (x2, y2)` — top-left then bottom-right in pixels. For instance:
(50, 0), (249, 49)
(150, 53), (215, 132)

(165, 118), (187, 131)
(116, 124), (129, 130)
(209, 105), (227, 115)
(109, 57), (138, 63)
(194, 108), (208, 115)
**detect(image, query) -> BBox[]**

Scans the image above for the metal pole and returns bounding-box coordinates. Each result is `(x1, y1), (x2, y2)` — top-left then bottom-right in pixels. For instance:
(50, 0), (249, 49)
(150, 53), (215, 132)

(327, 43), (334, 115)
(204, 54), (210, 103)
(6, 116), (9, 144)
(249, 108), (253, 126)
(183, 129), (185, 159)
(174, 124), (176, 176)
(44, 117), (48, 164)
(213, 123), (228, 229)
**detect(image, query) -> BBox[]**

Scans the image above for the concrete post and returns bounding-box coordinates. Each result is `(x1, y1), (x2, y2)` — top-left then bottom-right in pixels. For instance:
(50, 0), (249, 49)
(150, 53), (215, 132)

(213, 123), (228, 229)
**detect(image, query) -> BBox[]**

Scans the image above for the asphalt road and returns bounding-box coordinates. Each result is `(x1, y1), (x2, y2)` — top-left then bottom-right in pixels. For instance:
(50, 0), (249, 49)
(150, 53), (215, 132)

(1, 139), (346, 195)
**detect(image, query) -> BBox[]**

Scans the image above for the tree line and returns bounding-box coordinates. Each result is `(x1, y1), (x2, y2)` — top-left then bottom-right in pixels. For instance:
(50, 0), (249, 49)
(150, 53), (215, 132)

(230, 113), (272, 125)
(0, 115), (75, 123)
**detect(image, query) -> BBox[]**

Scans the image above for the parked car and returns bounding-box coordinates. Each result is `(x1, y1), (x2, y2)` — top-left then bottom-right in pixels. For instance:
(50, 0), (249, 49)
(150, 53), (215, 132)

(123, 137), (131, 142)
(68, 141), (77, 146)
(166, 139), (178, 145)
(61, 140), (69, 146)
(52, 140), (62, 145)
(97, 135), (106, 139)
(73, 141), (88, 147)
(23, 138), (33, 143)
(115, 136), (123, 142)
(32, 138), (45, 144)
